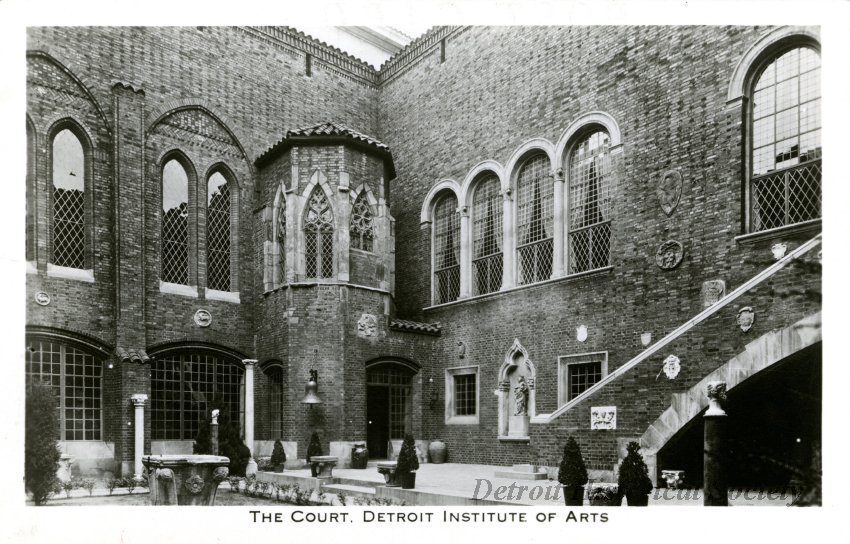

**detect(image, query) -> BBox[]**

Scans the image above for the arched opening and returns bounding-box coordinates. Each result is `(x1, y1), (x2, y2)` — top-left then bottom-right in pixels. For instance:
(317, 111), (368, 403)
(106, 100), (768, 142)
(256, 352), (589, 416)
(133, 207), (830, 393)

(657, 342), (821, 490)
(365, 362), (417, 459)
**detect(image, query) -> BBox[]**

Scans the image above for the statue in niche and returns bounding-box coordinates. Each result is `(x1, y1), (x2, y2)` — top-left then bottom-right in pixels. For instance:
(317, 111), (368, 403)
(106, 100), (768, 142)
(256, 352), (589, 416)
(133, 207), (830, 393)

(514, 377), (529, 416)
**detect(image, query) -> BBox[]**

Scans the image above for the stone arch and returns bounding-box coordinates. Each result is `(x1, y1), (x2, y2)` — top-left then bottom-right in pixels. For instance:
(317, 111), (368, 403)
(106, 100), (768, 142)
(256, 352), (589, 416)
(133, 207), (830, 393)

(554, 111), (623, 165)
(497, 339), (537, 439)
(459, 160), (505, 209)
(420, 179), (462, 224)
(503, 138), (555, 194)
(639, 312), (821, 463)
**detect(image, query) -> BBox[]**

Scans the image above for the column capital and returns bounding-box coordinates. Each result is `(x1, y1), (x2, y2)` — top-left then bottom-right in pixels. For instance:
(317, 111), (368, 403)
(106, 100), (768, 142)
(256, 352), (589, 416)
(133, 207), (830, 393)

(242, 359), (258, 367)
(502, 188), (513, 201)
(552, 168), (565, 182)
(130, 394), (148, 406)
(705, 381), (727, 416)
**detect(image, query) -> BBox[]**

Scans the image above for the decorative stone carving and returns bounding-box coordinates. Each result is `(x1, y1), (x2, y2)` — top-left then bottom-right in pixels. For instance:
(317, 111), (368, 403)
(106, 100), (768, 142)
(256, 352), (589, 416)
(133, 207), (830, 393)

(310, 455), (338, 479)
(143, 455), (229, 506)
(706, 381), (727, 416)
(591, 406), (617, 430)
(662, 355), (681, 379)
(156, 468), (174, 481)
(213, 467), (229, 482)
(211, 409), (219, 425)
(377, 461), (400, 487)
(661, 470), (685, 489)
(184, 474), (205, 495)
(357, 313), (377, 337)
(656, 240), (684, 270)
(34, 291), (51, 306)
(457, 341), (466, 358)
(640, 332), (652, 346)
(656, 170), (683, 216)
(576, 325), (588, 343)
(514, 377), (529, 416)
(701, 280), (726, 308)
(771, 242), (787, 260)
(736, 307), (755, 332)
(194, 309), (212, 327)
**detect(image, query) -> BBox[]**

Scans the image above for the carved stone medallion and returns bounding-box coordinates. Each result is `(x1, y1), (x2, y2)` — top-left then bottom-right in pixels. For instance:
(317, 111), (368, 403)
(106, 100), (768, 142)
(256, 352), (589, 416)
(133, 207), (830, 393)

(736, 307), (755, 332)
(662, 355), (681, 379)
(590, 406), (617, 430)
(576, 325), (588, 343)
(194, 309), (212, 327)
(771, 243), (787, 260)
(701, 280), (726, 308)
(655, 240), (684, 270)
(34, 291), (51, 306)
(184, 474), (205, 495)
(356, 313), (377, 337)
(641, 332), (652, 346)
(656, 170), (683, 216)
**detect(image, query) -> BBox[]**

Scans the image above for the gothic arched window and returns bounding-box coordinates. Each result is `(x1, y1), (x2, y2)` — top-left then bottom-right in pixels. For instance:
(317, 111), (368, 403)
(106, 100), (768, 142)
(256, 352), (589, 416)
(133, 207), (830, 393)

(207, 171), (232, 291)
(51, 128), (86, 269)
(350, 192), (375, 252)
(161, 159), (190, 285)
(433, 193), (460, 304)
(304, 187), (334, 279)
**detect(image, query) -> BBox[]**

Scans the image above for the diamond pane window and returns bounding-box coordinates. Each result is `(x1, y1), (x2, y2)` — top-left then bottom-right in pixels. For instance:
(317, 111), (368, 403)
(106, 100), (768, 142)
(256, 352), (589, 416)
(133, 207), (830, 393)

(433, 193), (460, 304)
(304, 187), (334, 279)
(516, 154), (553, 285)
(162, 159), (189, 285)
(472, 175), (503, 295)
(568, 130), (612, 274)
(277, 194), (286, 280)
(350, 192), (375, 252)
(52, 129), (85, 269)
(26, 340), (102, 441)
(151, 352), (243, 440)
(26, 122), (35, 262)
(266, 365), (284, 439)
(750, 46), (821, 232)
(207, 172), (231, 291)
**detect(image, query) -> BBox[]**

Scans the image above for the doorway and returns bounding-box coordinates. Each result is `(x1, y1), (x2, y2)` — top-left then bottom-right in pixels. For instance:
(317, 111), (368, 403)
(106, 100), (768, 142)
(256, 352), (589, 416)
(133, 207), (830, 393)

(366, 363), (413, 459)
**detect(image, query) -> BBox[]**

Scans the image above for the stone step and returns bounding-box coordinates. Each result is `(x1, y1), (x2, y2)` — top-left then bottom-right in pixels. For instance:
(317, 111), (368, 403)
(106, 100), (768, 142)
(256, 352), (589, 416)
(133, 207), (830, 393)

(322, 483), (377, 500)
(493, 469), (548, 481)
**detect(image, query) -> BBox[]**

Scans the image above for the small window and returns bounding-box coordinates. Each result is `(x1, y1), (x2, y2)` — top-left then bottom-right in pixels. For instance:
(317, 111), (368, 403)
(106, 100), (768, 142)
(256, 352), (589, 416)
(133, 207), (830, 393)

(472, 174), (503, 295)
(350, 192), (375, 252)
(433, 193), (460, 304)
(265, 365), (284, 439)
(558, 352), (608, 407)
(568, 130), (612, 274)
(161, 159), (190, 285)
(26, 122), (35, 263)
(304, 187), (334, 279)
(445, 366), (479, 424)
(516, 154), (553, 285)
(207, 171), (231, 291)
(51, 128), (86, 269)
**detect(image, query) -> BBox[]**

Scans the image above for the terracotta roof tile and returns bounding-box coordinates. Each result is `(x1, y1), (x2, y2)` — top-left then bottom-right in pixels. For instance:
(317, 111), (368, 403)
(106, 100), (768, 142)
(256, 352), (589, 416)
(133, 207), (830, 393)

(389, 318), (441, 336)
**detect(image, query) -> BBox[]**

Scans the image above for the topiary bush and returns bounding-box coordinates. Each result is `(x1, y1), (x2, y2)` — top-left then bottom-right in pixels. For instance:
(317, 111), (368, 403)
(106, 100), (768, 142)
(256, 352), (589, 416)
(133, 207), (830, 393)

(396, 434), (419, 474)
(193, 397), (250, 476)
(270, 439), (286, 471)
(306, 432), (322, 462)
(618, 441), (653, 505)
(25, 382), (62, 505)
(558, 436), (589, 506)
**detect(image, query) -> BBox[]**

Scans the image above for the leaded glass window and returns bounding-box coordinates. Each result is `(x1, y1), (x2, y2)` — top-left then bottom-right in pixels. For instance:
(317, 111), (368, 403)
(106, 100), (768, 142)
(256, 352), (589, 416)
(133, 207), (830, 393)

(750, 46), (821, 232)
(276, 192), (286, 285)
(433, 193), (460, 304)
(350, 192), (374, 252)
(151, 352), (243, 440)
(516, 154), (553, 285)
(568, 130), (612, 274)
(26, 122), (35, 263)
(26, 339), (102, 441)
(52, 129), (85, 269)
(472, 175), (503, 295)
(207, 172), (231, 291)
(304, 187), (334, 279)
(161, 159), (189, 285)
(265, 365), (284, 439)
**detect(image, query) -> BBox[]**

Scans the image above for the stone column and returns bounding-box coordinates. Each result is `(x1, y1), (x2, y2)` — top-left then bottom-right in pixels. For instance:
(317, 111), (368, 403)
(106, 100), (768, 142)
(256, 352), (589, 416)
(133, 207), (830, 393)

(130, 394), (148, 481)
(243, 359), (258, 476)
(704, 381), (728, 506)
(551, 168), (565, 278)
(501, 189), (515, 290)
(337, 170), (351, 282)
(458, 205), (471, 298)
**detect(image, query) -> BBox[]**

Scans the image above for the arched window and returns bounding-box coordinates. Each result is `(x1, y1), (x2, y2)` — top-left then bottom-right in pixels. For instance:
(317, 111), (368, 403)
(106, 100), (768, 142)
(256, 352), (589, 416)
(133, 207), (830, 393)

(26, 339), (103, 441)
(207, 171), (231, 291)
(264, 364), (284, 439)
(277, 191), (286, 283)
(433, 193), (460, 304)
(304, 187), (334, 279)
(516, 154), (553, 285)
(350, 192), (375, 252)
(151, 352), (244, 440)
(472, 174), (503, 295)
(749, 46), (821, 232)
(51, 128), (86, 269)
(26, 122), (35, 263)
(568, 130), (612, 274)
(161, 159), (189, 285)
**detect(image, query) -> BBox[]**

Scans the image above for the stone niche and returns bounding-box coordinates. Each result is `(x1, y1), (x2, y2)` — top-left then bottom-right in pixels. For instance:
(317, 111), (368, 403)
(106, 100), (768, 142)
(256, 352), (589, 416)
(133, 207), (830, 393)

(497, 339), (536, 440)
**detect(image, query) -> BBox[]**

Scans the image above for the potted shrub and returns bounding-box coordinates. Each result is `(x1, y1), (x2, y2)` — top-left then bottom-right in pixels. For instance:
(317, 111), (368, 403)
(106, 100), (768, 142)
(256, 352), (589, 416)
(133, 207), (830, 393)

(25, 382), (62, 505)
(395, 434), (419, 489)
(271, 440), (286, 473)
(588, 484), (621, 506)
(306, 432), (323, 477)
(618, 441), (653, 506)
(557, 436), (588, 506)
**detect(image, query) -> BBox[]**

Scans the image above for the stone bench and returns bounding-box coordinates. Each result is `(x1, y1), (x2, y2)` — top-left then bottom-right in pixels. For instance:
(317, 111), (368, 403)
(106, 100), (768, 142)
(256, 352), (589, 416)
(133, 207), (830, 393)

(310, 456), (338, 479)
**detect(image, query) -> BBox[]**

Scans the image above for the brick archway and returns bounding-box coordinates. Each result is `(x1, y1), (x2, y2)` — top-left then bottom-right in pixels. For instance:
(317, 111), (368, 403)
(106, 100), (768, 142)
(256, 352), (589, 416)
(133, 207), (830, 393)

(639, 312), (821, 475)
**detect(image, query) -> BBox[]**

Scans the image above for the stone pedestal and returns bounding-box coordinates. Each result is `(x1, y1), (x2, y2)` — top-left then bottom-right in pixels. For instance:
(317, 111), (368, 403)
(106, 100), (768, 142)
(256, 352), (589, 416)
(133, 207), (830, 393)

(56, 454), (74, 483)
(704, 381), (728, 506)
(143, 455), (230, 506)
(508, 415), (529, 438)
(310, 455), (338, 479)
(130, 394), (148, 481)
(661, 470), (685, 489)
(377, 461), (400, 487)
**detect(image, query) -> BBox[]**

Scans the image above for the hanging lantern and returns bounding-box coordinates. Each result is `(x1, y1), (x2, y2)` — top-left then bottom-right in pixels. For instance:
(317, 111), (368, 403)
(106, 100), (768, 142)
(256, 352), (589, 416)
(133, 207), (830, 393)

(301, 369), (323, 407)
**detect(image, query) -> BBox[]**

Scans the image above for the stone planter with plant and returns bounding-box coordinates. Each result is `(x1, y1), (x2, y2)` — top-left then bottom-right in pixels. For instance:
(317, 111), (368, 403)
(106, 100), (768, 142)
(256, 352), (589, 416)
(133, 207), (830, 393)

(557, 436), (588, 506)
(396, 434), (419, 489)
(588, 483), (621, 506)
(618, 441), (653, 506)
(271, 440), (286, 473)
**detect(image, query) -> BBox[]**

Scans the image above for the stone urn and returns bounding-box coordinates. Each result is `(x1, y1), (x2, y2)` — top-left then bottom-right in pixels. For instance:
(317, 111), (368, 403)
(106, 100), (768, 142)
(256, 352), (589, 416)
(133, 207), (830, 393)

(376, 461), (400, 487)
(143, 454), (230, 506)
(428, 440), (447, 464)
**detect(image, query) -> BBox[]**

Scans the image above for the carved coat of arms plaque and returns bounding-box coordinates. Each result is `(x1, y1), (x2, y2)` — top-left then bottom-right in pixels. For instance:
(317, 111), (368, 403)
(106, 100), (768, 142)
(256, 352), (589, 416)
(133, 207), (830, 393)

(357, 313), (378, 337)
(656, 170), (683, 216)
(737, 307), (755, 332)
(655, 240), (684, 270)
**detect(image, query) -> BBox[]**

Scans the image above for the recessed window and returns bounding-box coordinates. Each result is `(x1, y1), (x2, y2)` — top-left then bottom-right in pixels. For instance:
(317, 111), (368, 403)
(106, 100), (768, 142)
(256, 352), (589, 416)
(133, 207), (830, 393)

(265, 365), (284, 439)
(749, 46), (821, 232)
(558, 352), (608, 407)
(26, 339), (102, 441)
(516, 154), (553, 285)
(207, 171), (231, 291)
(350, 192), (375, 252)
(51, 129), (86, 269)
(472, 174), (503, 295)
(161, 159), (189, 285)
(277, 192), (286, 282)
(433, 193), (460, 304)
(568, 130), (612, 274)
(304, 187), (334, 279)
(445, 366), (479, 424)
(26, 122), (35, 263)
